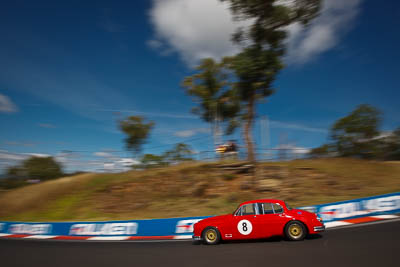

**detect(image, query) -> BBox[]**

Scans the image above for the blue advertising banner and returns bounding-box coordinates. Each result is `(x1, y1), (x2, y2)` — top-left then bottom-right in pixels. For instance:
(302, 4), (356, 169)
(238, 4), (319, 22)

(0, 216), (210, 237)
(0, 192), (399, 237)
(299, 192), (400, 222)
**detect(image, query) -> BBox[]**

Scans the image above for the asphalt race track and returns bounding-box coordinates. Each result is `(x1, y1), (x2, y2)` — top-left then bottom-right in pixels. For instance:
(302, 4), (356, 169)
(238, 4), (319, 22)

(0, 220), (399, 267)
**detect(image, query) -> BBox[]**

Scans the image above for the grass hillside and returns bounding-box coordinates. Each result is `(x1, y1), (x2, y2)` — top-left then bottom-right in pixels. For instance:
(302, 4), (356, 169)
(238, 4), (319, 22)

(0, 158), (399, 222)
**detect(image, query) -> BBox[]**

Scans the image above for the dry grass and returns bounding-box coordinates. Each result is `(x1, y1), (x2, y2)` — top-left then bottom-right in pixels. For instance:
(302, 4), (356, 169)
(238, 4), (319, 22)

(0, 173), (95, 220)
(0, 159), (399, 221)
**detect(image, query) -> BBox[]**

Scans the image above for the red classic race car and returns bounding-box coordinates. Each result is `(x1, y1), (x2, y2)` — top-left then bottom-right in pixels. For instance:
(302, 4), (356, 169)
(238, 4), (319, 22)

(193, 199), (325, 245)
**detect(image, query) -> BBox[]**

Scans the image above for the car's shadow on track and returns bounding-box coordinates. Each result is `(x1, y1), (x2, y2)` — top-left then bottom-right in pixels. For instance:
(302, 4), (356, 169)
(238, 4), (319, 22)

(193, 234), (323, 245)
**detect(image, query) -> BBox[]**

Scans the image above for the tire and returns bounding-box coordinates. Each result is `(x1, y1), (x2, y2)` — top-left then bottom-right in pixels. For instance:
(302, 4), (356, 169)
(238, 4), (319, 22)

(202, 227), (221, 245)
(284, 221), (307, 241)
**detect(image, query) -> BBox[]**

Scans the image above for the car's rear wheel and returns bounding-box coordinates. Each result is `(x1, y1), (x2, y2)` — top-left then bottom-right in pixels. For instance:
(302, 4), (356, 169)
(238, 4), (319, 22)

(285, 221), (306, 241)
(202, 227), (221, 245)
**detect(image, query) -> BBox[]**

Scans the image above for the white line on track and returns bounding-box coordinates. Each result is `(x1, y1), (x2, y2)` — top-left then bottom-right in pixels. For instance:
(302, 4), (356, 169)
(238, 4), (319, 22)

(0, 234), (11, 237)
(326, 217), (400, 231)
(87, 236), (131, 241)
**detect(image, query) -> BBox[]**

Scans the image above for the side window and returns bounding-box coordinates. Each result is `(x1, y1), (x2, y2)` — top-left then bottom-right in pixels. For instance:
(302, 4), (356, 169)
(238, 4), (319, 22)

(262, 203), (274, 214)
(241, 204), (256, 215)
(273, 203), (283, 213)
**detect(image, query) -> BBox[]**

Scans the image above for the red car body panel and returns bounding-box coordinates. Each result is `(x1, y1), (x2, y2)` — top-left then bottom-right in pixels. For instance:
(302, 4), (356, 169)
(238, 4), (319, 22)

(193, 199), (324, 241)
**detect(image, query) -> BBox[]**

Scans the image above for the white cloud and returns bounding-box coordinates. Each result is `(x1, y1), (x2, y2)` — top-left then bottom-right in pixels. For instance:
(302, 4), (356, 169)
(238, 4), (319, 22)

(0, 93), (18, 113)
(174, 128), (210, 138)
(275, 144), (310, 154)
(118, 158), (139, 166)
(94, 152), (113, 158)
(0, 150), (26, 161)
(25, 153), (50, 158)
(0, 149), (138, 174)
(149, 0), (363, 66)
(286, 0), (363, 63)
(149, 0), (248, 66)
(270, 120), (328, 134)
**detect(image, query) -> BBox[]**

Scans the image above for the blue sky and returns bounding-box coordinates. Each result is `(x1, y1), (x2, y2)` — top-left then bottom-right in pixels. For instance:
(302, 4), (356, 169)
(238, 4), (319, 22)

(0, 0), (399, 173)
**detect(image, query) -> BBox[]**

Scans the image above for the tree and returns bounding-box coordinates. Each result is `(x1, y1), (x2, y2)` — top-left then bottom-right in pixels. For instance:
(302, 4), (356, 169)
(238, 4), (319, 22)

(163, 143), (194, 163)
(330, 104), (381, 158)
(140, 154), (167, 169)
(182, 58), (240, 146)
(119, 116), (155, 157)
(220, 0), (321, 161)
(386, 128), (400, 160)
(221, 0), (321, 46)
(6, 166), (25, 179)
(376, 127), (400, 160)
(226, 47), (282, 161)
(22, 156), (63, 181)
(309, 144), (333, 158)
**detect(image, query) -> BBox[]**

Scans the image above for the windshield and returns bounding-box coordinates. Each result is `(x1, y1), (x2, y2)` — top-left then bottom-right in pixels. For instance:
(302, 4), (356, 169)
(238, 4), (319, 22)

(233, 205), (241, 215)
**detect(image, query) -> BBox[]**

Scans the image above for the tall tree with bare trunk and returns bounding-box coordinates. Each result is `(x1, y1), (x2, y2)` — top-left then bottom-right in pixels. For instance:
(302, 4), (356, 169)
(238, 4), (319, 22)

(220, 0), (321, 161)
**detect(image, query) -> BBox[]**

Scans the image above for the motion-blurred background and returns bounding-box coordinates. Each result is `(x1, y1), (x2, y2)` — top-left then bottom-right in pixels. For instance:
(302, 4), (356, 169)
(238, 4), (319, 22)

(0, 0), (399, 221)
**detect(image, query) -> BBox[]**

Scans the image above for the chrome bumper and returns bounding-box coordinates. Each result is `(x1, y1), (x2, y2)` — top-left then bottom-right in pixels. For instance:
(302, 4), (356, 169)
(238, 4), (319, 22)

(314, 225), (325, 232)
(192, 235), (202, 241)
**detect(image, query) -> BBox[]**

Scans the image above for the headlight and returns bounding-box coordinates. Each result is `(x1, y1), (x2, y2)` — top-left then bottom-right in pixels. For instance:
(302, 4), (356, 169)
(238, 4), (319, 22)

(317, 216), (323, 222)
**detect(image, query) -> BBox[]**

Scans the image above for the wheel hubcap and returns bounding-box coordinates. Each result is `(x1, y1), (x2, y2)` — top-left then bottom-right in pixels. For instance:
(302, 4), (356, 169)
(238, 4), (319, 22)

(289, 224), (302, 237)
(206, 230), (216, 242)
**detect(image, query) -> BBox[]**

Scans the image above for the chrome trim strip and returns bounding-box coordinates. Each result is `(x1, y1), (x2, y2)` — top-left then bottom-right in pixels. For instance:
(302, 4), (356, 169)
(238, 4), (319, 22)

(314, 226), (325, 232)
(192, 235), (202, 241)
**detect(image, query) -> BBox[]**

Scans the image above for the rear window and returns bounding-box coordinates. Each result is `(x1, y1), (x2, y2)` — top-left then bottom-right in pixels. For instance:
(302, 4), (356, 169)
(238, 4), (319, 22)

(285, 202), (292, 210)
(273, 203), (283, 213)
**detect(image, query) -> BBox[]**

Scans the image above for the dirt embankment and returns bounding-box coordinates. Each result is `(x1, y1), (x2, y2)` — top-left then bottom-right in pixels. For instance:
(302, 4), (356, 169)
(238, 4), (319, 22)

(0, 159), (399, 221)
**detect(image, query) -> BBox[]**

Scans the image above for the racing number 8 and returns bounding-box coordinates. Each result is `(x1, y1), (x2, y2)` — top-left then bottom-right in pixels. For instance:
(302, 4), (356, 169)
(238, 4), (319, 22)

(242, 222), (248, 232)
(237, 219), (252, 235)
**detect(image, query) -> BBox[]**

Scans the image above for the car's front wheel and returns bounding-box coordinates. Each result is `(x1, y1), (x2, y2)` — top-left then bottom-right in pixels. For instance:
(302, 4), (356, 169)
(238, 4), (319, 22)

(284, 221), (307, 241)
(202, 227), (221, 245)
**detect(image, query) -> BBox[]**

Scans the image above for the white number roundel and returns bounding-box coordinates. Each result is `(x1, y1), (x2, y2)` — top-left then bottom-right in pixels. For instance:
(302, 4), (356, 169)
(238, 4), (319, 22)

(237, 219), (253, 235)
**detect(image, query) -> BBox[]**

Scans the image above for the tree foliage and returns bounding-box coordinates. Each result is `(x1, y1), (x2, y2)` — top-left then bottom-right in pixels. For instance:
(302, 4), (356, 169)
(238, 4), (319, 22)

(182, 58), (240, 139)
(387, 128), (400, 160)
(310, 104), (400, 160)
(221, 0), (321, 46)
(119, 116), (154, 157)
(374, 127), (400, 160)
(331, 104), (381, 157)
(4, 156), (63, 182)
(309, 144), (333, 158)
(22, 156), (63, 181)
(163, 143), (194, 163)
(137, 143), (194, 169)
(140, 154), (167, 169)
